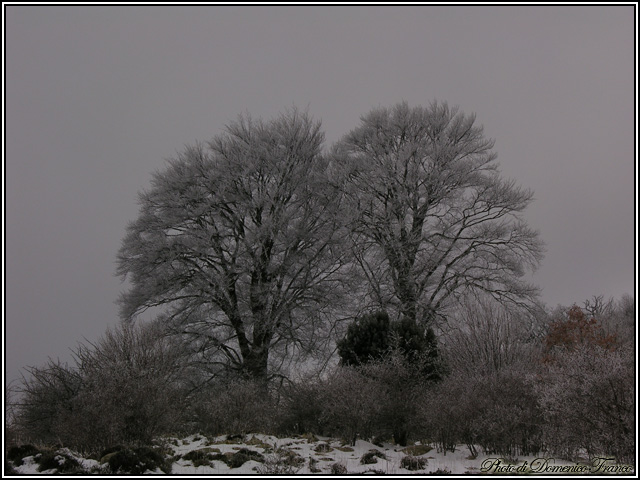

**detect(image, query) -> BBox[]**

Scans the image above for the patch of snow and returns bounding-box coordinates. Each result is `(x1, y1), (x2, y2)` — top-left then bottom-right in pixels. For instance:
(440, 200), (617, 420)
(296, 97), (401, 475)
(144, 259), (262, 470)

(13, 456), (42, 475)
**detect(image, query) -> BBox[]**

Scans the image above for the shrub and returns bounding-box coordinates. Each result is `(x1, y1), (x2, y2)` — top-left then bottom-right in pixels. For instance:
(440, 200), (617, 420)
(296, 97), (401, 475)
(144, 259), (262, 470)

(402, 444), (432, 456)
(186, 455), (213, 467)
(472, 370), (543, 457)
(420, 368), (542, 458)
(419, 374), (466, 454)
(431, 467), (452, 474)
(392, 320), (445, 381)
(14, 321), (186, 451)
(245, 435), (271, 448)
(321, 350), (437, 448)
(227, 452), (251, 469)
(277, 378), (325, 435)
(236, 447), (264, 461)
(274, 448), (304, 467)
(302, 432), (319, 443)
(212, 453), (231, 463)
(36, 451), (81, 473)
(360, 449), (387, 464)
(182, 447), (221, 460)
(309, 457), (321, 473)
(107, 446), (171, 474)
(537, 343), (634, 463)
(371, 436), (386, 447)
(8, 444), (40, 466)
(72, 322), (186, 447)
(363, 468), (386, 474)
(107, 449), (139, 474)
(256, 448), (303, 474)
(227, 448), (264, 468)
(187, 379), (276, 436)
(358, 350), (435, 446)
(330, 462), (348, 474)
(314, 442), (333, 453)
(400, 455), (427, 471)
(99, 445), (125, 458)
(319, 366), (385, 446)
(182, 447), (223, 467)
(15, 360), (82, 446)
(226, 433), (246, 443)
(335, 446), (354, 452)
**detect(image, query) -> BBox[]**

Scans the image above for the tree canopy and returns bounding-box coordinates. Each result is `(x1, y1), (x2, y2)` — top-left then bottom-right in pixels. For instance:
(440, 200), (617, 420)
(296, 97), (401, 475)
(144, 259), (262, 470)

(334, 101), (544, 326)
(117, 109), (351, 381)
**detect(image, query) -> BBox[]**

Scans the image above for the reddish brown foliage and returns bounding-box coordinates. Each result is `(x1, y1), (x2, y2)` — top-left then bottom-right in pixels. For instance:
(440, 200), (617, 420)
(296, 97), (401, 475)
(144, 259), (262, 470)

(543, 305), (618, 363)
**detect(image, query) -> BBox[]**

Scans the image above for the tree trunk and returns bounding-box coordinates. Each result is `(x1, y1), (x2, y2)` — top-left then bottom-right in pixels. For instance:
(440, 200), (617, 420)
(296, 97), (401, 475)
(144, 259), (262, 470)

(397, 275), (418, 324)
(393, 429), (408, 447)
(242, 346), (269, 383)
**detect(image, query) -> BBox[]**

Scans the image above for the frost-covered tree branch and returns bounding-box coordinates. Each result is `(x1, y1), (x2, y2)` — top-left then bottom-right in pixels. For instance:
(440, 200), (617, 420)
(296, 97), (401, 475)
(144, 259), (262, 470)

(333, 101), (544, 326)
(117, 108), (353, 381)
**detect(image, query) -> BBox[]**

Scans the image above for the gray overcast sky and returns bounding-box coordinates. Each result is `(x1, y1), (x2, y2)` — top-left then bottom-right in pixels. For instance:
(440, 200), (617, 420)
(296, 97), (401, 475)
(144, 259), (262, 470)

(4, 5), (636, 384)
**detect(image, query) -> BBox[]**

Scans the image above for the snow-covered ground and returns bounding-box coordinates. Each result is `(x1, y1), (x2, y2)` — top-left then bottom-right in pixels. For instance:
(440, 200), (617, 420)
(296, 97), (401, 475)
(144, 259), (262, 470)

(9, 433), (635, 475)
(168, 434), (462, 475)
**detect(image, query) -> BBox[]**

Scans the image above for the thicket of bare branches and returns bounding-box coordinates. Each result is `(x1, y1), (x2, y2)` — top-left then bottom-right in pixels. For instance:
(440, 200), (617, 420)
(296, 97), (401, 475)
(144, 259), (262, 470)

(537, 343), (634, 464)
(13, 321), (186, 451)
(442, 294), (544, 375)
(422, 296), (634, 463)
(421, 366), (543, 459)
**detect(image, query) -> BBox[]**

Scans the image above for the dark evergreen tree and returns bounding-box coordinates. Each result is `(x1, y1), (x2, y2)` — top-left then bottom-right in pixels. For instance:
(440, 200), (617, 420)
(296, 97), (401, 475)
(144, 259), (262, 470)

(392, 317), (425, 358)
(338, 312), (445, 382)
(391, 319), (444, 382)
(337, 311), (390, 367)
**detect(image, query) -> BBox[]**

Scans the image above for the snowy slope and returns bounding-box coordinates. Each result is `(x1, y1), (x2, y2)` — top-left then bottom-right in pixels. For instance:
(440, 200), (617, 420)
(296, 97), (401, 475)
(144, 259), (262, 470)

(9, 433), (632, 475)
(6, 434), (584, 476)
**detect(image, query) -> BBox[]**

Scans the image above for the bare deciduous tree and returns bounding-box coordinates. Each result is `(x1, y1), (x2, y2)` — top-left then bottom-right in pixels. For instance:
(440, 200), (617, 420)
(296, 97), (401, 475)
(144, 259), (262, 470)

(117, 108), (352, 381)
(582, 294), (635, 343)
(442, 294), (543, 375)
(334, 101), (544, 326)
